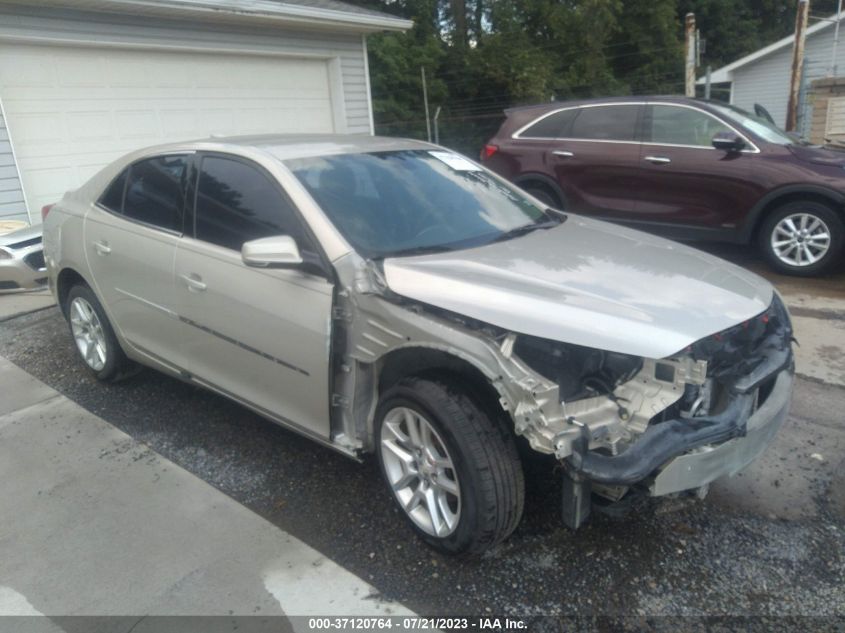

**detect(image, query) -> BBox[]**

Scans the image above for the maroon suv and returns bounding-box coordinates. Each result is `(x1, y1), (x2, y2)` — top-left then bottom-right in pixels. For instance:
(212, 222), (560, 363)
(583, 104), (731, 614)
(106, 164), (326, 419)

(481, 96), (845, 276)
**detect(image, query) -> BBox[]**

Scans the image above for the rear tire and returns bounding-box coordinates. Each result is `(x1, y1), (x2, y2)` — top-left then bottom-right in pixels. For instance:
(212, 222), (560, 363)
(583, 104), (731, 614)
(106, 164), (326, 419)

(759, 200), (844, 276)
(375, 377), (524, 556)
(65, 284), (135, 382)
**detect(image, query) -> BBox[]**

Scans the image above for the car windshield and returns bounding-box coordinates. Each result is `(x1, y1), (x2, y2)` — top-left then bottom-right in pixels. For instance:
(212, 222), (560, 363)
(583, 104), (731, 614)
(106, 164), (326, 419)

(286, 149), (557, 258)
(707, 103), (796, 145)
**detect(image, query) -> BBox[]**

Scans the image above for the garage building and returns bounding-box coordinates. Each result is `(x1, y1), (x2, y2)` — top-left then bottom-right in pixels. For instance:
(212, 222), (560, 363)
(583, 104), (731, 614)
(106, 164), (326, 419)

(0, 0), (411, 224)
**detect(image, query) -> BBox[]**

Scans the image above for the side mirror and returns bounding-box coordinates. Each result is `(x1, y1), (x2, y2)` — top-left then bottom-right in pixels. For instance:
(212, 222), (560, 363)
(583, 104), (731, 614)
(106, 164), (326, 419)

(241, 235), (303, 268)
(712, 131), (746, 152)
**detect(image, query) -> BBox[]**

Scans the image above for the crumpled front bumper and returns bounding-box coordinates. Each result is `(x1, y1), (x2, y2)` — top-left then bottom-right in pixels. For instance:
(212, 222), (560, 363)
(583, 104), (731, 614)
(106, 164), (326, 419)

(649, 367), (792, 496)
(564, 295), (794, 497)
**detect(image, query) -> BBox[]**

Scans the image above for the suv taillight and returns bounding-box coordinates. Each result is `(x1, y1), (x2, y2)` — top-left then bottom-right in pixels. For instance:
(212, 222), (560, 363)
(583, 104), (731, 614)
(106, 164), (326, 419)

(41, 204), (55, 222)
(480, 144), (498, 161)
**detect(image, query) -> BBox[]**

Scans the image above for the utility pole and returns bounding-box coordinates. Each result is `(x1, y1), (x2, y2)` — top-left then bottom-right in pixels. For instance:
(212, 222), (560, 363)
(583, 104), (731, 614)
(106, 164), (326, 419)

(705, 65), (712, 100)
(832, 0), (843, 76)
(421, 66), (432, 143)
(684, 13), (697, 97)
(787, 0), (810, 132)
(433, 106), (442, 145)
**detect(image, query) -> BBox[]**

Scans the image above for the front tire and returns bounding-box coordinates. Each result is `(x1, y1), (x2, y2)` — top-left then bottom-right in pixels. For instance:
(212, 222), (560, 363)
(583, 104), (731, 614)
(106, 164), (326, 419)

(759, 200), (844, 276)
(375, 377), (524, 555)
(65, 284), (134, 381)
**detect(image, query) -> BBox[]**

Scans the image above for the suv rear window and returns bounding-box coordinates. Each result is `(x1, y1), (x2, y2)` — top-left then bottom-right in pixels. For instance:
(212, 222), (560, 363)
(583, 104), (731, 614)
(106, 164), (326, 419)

(519, 109), (578, 138)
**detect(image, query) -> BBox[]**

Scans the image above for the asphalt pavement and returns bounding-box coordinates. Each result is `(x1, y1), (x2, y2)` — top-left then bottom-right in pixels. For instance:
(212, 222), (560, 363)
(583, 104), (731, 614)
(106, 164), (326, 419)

(0, 247), (843, 619)
(0, 357), (412, 628)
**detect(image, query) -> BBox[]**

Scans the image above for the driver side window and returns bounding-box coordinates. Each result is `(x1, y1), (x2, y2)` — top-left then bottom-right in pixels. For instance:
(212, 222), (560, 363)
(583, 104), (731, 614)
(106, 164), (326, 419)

(647, 105), (731, 147)
(194, 155), (314, 256)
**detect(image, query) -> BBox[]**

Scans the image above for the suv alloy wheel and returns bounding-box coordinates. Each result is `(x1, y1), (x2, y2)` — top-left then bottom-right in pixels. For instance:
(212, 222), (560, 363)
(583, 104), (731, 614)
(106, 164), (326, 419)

(759, 200), (844, 276)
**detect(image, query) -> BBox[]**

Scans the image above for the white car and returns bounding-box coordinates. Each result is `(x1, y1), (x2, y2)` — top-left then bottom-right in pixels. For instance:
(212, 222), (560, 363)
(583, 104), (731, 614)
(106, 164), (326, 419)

(43, 135), (794, 554)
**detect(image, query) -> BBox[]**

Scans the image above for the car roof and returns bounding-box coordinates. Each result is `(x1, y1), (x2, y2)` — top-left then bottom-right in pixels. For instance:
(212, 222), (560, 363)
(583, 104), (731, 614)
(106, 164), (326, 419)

(504, 95), (713, 116)
(144, 134), (437, 161)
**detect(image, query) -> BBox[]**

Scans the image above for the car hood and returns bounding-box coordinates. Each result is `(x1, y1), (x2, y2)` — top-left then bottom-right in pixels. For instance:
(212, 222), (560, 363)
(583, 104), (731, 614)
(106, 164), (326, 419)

(382, 216), (773, 359)
(787, 143), (845, 166)
(0, 224), (41, 247)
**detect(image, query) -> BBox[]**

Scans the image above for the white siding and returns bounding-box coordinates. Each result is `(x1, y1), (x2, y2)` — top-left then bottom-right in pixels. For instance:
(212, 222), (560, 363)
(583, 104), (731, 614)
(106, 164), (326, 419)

(0, 4), (376, 220)
(730, 23), (845, 130)
(0, 5), (373, 134)
(0, 103), (26, 223)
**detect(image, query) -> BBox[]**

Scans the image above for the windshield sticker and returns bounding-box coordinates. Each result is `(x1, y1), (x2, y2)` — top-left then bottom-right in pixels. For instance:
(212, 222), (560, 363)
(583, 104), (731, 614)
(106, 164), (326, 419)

(428, 151), (482, 172)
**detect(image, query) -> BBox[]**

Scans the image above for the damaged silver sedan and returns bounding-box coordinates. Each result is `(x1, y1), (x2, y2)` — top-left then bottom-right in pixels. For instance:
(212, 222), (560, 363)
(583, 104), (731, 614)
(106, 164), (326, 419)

(43, 135), (794, 555)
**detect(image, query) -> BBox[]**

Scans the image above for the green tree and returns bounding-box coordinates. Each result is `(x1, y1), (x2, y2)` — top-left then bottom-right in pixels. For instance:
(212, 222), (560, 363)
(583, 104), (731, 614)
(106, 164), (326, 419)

(353, 0), (833, 153)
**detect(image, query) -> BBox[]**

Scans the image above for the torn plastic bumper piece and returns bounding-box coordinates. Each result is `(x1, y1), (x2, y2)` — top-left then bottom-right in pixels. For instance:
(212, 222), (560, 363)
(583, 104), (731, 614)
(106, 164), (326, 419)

(566, 392), (755, 487)
(565, 343), (793, 488)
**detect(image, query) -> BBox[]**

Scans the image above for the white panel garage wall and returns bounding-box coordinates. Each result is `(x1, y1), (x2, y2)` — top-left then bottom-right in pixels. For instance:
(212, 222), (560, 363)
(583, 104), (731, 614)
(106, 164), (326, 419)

(0, 43), (336, 216)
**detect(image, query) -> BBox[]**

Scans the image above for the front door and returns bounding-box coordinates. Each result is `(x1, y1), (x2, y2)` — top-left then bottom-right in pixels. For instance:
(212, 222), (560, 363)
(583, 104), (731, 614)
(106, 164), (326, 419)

(174, 153), (334, 440)
(84, 154), (190, 367)
(630, 103), (757, 229)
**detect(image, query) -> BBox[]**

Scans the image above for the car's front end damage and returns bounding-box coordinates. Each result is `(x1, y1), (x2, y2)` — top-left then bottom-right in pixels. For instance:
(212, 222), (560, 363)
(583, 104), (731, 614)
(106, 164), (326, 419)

(536, 295), (793, 527)
(326, 215), (795, 530)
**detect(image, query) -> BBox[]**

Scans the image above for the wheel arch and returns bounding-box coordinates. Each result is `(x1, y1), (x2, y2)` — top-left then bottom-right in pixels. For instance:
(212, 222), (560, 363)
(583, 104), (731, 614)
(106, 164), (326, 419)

(375, 346), (509, 432)
(56, 267), (93, 318)
(512, 173), (567, 208)
(743, 185), (845, 242)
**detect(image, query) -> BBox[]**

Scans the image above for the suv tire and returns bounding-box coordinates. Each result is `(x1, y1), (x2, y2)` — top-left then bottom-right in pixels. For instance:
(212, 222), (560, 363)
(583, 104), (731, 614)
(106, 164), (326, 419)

(524, 184), (563, 210)
(375, 377), (524, 555)
(65, 284), (135, 381)
(759, 200), (844, 276)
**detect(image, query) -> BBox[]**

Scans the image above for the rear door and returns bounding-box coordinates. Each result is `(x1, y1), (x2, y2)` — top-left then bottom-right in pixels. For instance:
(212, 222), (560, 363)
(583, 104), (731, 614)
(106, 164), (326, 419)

(174, 153), (334, 440)
(631, 103), (757, 228)
(542, 103), (643, 217)
(84, 153), (190, 367)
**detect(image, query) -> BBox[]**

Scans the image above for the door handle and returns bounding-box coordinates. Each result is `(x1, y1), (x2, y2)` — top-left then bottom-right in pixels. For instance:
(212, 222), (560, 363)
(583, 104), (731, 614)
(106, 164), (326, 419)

(93, 241), (111, 256)
(552, 150), (575, 158)
(644, 156), (671, 165)
(180, 273), (207, 292)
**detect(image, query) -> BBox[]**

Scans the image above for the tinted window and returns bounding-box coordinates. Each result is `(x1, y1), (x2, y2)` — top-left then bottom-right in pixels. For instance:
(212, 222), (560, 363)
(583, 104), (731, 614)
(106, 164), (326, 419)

(569, 105), (640, 141)
(287, 150), (554, 259)
(647, 105), (731, 147)
(195, 156), (306, 252)
(521, 109), (578, 138)
(99, 169), (128, 213)
(123, 156), (187, 231)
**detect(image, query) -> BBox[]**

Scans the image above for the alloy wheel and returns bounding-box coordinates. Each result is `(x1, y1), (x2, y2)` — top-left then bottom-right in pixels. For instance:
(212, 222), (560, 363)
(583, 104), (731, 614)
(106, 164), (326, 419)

(379, 406), (461, 538)
(770, 212), (832, 267)
(69, 297), (108, 371)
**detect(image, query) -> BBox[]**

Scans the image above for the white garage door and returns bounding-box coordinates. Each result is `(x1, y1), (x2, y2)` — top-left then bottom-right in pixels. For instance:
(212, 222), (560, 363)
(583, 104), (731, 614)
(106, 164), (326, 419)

(0, 43), (337, 217)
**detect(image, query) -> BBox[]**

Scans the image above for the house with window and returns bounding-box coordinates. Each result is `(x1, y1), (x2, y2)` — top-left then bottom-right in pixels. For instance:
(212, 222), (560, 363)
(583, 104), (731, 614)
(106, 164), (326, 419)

(0, 0), (411, 225)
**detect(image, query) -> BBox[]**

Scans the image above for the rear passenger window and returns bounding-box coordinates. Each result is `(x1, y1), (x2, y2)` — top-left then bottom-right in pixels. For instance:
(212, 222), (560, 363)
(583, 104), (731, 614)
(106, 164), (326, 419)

(195, 156), (307, 252)
(569, 105), (640, 141)
(520, 109), (578, 138)
(99, 169), (128, 213)
(123, 155), (187, 232)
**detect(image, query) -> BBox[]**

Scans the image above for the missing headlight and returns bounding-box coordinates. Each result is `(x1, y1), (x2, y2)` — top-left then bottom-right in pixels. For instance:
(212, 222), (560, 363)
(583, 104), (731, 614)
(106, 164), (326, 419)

(513, 336), (643, 401)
